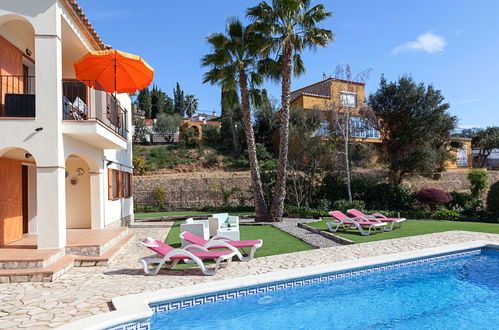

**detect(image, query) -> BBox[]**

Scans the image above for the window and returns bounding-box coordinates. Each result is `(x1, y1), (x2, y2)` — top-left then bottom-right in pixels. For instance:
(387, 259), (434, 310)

(340, 91), (357, 108)
(313, 121), (330, 137)
(108, 169), (133, 200)
(350, 116), (380, 139)
(457, 145), (468, 167)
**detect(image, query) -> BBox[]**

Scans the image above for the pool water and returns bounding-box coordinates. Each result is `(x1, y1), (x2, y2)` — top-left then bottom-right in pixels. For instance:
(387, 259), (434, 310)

(150, 250), (499, 329)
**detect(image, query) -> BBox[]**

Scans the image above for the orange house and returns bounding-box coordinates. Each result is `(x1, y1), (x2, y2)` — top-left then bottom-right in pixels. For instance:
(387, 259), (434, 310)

(290, 78), (472, 169)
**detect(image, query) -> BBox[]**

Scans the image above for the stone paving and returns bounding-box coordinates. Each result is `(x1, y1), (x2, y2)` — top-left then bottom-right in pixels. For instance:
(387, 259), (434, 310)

(0, 227), (498, 329)
(272, 218), (341, 248)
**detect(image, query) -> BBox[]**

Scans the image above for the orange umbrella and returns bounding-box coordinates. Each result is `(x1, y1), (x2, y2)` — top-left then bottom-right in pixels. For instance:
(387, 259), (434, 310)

(74, 49), (154, 93)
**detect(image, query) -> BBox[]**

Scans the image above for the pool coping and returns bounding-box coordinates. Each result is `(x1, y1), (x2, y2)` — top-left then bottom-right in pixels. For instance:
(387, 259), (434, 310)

(58, 240), (498, 330)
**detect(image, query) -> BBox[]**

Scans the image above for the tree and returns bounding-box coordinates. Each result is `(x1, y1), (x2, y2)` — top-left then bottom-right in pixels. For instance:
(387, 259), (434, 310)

(164, 95), (174, 114)
(150, 85), (166, 119)
(368, 75), (458, 184)
(202, 18), (268, 221)
(185, 94), (198, 118)
(136, 87), (152, 118)
(247, 0), (333, 220)
(221, 90), (242, 154)
(154, 113), (182, 143)
(173, 82), (186, 116)
(132, 114), (149, 144)
(472, 127), (499, 168)
(254, 89), (278, 150)
(326, 64), (371, 202)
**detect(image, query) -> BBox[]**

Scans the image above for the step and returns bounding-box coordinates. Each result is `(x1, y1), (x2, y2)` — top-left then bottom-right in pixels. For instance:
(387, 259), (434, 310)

(65, 227), (129, 256)
(0, 248), (64, 270)
(73, 233), (135, 267)
(0, 255), (75, 283)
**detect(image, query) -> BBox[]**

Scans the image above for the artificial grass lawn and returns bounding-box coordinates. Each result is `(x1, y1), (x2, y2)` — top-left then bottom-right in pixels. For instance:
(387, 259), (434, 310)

(308, 219), (499, 244)
(162, 221), (313, 269)
(134, 211), (253, 220)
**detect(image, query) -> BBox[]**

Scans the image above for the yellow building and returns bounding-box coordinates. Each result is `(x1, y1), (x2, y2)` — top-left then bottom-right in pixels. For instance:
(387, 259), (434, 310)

(290, 78), (472, 169)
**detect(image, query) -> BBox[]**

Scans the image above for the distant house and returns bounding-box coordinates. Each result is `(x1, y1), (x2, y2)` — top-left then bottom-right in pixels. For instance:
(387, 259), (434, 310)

(473, 148), (499, 169)
(180, 111), (221, 139)
(290, 78), (472, 169)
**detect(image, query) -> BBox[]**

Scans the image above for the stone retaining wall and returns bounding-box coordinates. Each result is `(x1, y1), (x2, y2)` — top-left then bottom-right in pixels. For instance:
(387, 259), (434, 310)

(133, 175), (254, 209)
(133, 170), (499, 208)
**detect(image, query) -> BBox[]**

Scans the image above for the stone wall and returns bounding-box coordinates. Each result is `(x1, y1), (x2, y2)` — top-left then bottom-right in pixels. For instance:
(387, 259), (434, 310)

(133, 170), (499, 209)
(402, 171), (499, 193)
(133, 175), (254, 209)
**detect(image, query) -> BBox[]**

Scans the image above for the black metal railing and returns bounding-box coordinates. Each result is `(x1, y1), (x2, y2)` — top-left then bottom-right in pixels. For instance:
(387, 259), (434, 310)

(62, 79), (128, 139)
(0, 75), (36, 117)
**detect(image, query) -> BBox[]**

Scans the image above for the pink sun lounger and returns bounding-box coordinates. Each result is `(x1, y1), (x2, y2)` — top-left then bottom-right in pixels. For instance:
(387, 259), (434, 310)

(179, 231), (262, 261)
(327, 211), (386, 236)
(347, 209), (406, 231)
(138, 238), (238, 276)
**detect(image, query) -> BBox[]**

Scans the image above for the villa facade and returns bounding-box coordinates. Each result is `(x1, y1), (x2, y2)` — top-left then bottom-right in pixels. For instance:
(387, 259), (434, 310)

(0, 0), (133, 249)
(290, 78), (473, 169)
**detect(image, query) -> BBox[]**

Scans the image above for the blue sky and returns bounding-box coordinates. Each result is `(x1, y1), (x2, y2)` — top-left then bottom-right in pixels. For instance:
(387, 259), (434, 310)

(78, 0), (499, 128)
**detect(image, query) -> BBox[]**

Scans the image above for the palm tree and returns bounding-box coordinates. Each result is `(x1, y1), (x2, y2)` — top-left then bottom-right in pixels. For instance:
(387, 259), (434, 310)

(247, 0), (333, 220)
(202, 18), (268, 221)
(185, 94), (198, 118)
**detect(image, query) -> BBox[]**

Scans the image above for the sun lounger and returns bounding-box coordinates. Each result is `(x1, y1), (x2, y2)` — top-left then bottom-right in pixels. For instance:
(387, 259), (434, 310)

(138, 237), (238, 276)
(347, 209), (406, 231)
(179, 231), (262, 261)
(327, 211), (386, 236)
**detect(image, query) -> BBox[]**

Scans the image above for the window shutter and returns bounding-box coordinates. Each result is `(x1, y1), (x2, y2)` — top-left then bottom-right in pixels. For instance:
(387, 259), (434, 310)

(107, 168), (113, 200)
(129, 173), (133, 197)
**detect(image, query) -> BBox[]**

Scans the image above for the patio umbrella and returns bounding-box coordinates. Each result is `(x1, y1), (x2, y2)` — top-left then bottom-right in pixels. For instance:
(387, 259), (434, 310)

(74, 49), (154, 93)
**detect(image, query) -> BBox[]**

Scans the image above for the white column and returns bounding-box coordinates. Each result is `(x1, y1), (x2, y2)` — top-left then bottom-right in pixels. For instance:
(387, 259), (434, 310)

(37, 167), (66, 249)
(34, 32), (66, 249)
(90, 170), (104, 229)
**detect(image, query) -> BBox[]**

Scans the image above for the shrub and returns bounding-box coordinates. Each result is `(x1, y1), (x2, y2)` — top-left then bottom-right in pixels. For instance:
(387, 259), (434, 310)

(203, 152), (221, 167)
(226, 156), (249, 170)
(487, 181), (499, 216)
(255, 143), (272, 161)
(180, 127), (200, 148)
(332, 199), (366, 213)
(448, 192), (483, 217)
(319, 175), (348, 203)
(132, 155), (146, 175)
(468, 170), (489, 198)
(202, 125), (221, 146)
(152, 186), (166, 210)
(430, 207), (461, 221)
(285, 206), (327, 218)
(352, 180), (416, 210)
(414, 188), (452, 210)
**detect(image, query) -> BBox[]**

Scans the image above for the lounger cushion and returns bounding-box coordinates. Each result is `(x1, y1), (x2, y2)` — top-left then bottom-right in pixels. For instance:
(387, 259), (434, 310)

(169, 250), (233, 260)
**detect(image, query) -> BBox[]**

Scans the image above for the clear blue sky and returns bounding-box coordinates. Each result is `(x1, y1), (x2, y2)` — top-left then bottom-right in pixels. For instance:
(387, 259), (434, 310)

(78, 0), (499, 128)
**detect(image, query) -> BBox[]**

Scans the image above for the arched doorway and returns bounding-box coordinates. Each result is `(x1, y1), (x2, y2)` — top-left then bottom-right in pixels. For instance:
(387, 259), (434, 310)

(0, 147), (37, 245)
(65, 155), (92, 229)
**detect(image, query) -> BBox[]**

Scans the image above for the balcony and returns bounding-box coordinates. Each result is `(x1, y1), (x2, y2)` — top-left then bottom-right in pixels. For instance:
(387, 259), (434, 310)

(62, 80), (128, 149)
(0, 75), (36, 118)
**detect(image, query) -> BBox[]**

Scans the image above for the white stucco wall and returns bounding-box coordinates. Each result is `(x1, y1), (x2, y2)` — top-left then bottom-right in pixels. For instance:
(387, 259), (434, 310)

(0, 0), (134, 247)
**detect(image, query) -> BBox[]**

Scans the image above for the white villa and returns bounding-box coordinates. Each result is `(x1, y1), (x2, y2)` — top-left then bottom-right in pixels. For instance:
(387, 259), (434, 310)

(0, 0), (133, 257)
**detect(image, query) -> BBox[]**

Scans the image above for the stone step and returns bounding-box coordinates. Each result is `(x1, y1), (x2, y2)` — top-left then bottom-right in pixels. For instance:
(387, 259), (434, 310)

(73, 233), (135, 267)
(0, 255), (74, 283)
(65, 227), (129, 257)
(0, 248), (65, 270)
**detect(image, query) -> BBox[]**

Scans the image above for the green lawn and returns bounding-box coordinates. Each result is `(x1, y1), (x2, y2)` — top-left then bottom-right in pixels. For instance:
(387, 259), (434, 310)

(135, 211), (253, 220)
(308, 219), (499, 244)
(165, 221), (313, 258)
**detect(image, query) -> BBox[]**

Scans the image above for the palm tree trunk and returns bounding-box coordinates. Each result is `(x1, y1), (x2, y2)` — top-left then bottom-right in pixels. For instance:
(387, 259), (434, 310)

(270, 39), (293, 221)
(345, 110), (352, 202)
(239, 69), (268, 221)
(228, 108), (240, 154)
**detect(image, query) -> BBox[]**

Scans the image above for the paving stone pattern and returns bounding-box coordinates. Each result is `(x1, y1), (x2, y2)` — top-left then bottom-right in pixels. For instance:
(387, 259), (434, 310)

(0, 226), (498, 329)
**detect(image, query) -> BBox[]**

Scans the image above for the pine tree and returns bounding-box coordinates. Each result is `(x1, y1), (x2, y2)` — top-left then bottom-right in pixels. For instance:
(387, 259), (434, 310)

(164, 96), (174, 114)
(150, 85), (166, 119)
(173, 82), (185, 116)
(136, 87), (152, 118)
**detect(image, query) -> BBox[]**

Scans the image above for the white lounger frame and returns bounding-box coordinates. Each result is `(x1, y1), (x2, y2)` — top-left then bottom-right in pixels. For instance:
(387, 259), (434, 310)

(211, 235), (262, 262)
(327, 217), (386, 236)
(179, 232), (261, 262)
(138, 244), (237, 276)
(363, 213), (406, 231)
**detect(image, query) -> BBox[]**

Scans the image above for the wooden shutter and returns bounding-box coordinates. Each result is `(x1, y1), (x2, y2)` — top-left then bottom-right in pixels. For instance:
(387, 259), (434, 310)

(107, 168), (113, 200)
(129, 173), (133, 197)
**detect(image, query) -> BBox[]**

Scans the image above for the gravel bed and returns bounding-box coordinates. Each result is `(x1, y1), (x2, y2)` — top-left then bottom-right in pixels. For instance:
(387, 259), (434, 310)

(272, 220), (341, 248)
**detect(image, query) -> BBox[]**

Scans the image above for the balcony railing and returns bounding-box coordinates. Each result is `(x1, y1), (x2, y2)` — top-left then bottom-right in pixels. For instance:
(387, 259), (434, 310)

(0, 75), (36, 117)
(62, 79), (128, 139)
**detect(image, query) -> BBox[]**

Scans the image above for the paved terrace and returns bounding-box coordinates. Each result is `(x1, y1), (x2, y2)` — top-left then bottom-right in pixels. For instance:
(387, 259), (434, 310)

(1, 227), (498, 329)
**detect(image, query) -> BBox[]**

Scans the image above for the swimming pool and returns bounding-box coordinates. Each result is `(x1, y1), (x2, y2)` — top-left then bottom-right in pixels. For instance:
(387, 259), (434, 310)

(147, 247), (498, 330)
